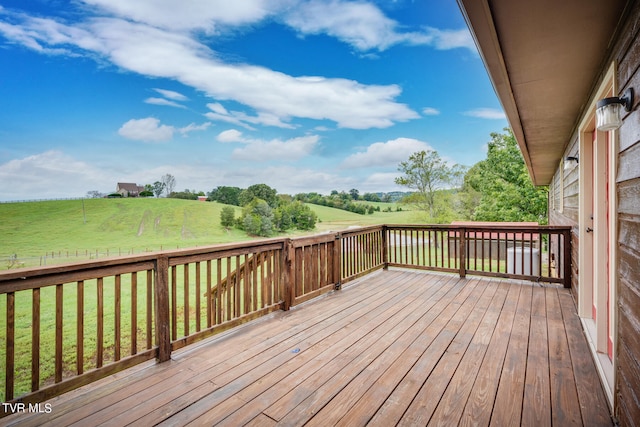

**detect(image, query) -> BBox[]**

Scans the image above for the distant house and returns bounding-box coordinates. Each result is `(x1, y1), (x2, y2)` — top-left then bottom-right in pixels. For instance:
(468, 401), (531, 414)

(116, 182), (144, 197)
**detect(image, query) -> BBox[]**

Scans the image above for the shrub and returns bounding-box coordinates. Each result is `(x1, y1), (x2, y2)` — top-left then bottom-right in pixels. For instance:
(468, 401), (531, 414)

(220, 206), (235, 228)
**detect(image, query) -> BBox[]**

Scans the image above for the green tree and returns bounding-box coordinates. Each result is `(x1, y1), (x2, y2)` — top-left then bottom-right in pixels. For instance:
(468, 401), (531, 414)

(362, 192), (381, 202)
(239, 198), (274, 236)
(395, 150), (463, 218)
(220, 206), (236, 228)
(463, 128), (548, 223)
(161, 173), (176, 197)
(349, 188), (360, 200)
(152, 181), (165, 198)
(239, 184), (279, 207)
(208, 186), (242, 205)
(287, 201), (317, 230)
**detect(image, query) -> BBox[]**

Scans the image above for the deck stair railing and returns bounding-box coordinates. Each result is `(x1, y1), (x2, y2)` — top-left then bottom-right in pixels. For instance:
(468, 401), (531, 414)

(0, 223), (570, 411)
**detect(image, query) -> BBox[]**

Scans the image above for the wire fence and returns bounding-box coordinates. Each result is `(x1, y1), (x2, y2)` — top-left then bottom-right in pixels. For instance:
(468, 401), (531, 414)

(0, 197), (91, 204)
(1, 246), (189, 269)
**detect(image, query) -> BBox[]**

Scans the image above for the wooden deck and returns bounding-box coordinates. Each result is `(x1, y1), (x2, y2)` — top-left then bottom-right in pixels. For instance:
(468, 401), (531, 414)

(3, 269), (612, 426)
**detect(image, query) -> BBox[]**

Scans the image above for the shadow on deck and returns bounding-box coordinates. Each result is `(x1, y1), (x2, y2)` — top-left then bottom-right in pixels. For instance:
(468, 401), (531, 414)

(3, 269), (612, 426)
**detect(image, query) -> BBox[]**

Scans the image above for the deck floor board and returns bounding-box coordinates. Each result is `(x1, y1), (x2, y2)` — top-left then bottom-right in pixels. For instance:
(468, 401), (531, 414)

(3, 269), (612, 426)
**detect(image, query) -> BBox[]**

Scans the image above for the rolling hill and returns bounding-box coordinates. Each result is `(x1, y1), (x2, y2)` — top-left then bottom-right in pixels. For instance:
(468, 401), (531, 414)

(0, 198), (423, 268)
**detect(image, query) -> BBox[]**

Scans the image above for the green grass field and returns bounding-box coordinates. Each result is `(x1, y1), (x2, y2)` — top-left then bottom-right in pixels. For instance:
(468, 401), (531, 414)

(0, 197), (425, 399)
(0, 198), (422, 268)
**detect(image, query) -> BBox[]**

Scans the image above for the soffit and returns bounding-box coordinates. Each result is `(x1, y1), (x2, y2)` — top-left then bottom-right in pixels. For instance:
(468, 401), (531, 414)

(458, 0), (628, 185)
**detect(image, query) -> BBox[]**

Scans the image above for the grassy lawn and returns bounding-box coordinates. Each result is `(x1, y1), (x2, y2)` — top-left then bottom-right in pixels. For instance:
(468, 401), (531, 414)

(0, 198), (423, 400)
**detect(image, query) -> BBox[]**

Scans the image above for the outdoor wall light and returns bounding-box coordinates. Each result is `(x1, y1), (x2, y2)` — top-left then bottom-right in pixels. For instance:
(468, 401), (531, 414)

(596, 88), (634, 131)
(564, 155), (579, 171)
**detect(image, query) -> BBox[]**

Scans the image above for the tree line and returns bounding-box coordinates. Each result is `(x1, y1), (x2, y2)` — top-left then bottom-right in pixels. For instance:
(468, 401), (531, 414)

(394, 128), (548, 224)
(215, 184), (318, 237)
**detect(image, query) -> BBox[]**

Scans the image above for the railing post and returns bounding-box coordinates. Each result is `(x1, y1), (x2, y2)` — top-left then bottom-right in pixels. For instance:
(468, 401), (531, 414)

(459, 227), (466, 278)
(154, 255), (171, 362)
(382, 226), (388, 270)
(563, 229), (572, 288)
(282, 239), (294, 310)
(334, 232), (342, 290)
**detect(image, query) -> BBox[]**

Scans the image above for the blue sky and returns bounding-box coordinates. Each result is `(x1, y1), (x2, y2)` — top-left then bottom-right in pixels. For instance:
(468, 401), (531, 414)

(0, 0), (507, 201)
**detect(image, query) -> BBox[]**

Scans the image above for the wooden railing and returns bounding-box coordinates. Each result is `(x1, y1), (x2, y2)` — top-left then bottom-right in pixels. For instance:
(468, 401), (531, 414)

(0, 223), (570, 408)
(385, 225), (571, 287)
(341, 226), (385, 282)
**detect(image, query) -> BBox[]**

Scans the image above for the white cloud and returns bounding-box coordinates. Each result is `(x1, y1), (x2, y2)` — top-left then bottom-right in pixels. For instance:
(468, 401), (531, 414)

(216, 129), (318, 161)
(217, 129), (244, 143)
(81, 0), (273, 32)
(144, 97), (186, 108)
(426, 27), (476, 51)
(422, 107), (440, 116)
(0, 151), (112, 200)
(342, 137), (432, 168)
(464, 108), (506, 120)
(232, 135), (319, 161)
(178, 121), (211, 135)
(0, 9), (419, 130)
(205, 103), (295, 129)
(361, 172), (404, 192)
(283, 1), (475, 53)
(118, 117), (174, 142)
(153, 88), (188, 101)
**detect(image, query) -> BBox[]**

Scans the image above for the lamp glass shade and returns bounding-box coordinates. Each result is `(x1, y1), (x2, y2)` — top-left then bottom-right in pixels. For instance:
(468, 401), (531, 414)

(596, 103), (622, 131)
(564, 157), (578, 172)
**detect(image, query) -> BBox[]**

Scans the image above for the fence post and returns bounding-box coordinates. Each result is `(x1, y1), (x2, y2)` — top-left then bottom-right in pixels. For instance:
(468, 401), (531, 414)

(459, 227), (466, 278)
(154, 255), (171, 362)
(282, 239), (294, 310)
(563, 229), (572, 288)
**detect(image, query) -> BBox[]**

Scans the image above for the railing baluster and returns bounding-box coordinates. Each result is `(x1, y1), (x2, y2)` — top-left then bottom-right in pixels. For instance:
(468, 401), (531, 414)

(171, 266), (177, 340)
(55, 284), (63, 383)
(206, 260), (212, 328)
(97, 277), (104, 368)
(115, 274), (121, 361)
(183, 265), (189, 337)
(76, 281), (83, 374)
(32, 288), (41, 390)
(234, 256), (241, 319)
(6, 292), (15, 401)
(195, 261), (201, 333)
(146, 270), (153, 350)
(131, 273), (137, 355)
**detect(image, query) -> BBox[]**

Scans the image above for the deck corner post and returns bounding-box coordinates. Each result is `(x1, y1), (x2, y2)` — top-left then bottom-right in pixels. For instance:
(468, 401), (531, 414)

(459, 227), (467, 278)
(283, 239), (294, 310)
(154, 255), (171, 362)
(563, 228), (572, 288)
(333, 232), (342, 289)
